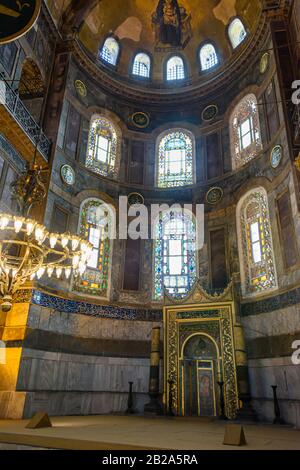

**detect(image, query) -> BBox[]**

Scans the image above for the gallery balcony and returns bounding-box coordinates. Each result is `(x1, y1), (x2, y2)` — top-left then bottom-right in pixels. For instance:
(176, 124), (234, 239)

(0, 73), (51, 167)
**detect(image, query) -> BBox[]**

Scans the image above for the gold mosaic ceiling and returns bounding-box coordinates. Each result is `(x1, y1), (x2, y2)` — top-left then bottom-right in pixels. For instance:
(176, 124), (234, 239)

(46, 0), (262, 77)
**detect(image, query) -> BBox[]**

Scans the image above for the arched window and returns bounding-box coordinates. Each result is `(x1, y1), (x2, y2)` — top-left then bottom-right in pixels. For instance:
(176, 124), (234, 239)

(200, 43), (218, 71)
(156, 129), (195, 188)
(230, 94), (262, 170)
(237, 188), (277, 297)
(86, 116), (120, 179)
(132, 52), (151, 78)
(154, 208), (197, 300)
(228, 18), (247, 49)
(74, 198), (114, 297)
(166, 56), (185, 81)
(99, 37), (119, 66)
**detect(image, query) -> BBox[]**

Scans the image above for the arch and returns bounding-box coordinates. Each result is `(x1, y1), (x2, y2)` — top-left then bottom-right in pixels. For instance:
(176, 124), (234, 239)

(228, 17), (247, 49)
(85, 115), (121, 179)
(153, 207), (197, 300)
(132, 52), (151, 78)
(156, 128), (196, 188)
(18, 58), (45, 122)
(166, 55), (185, 81)
(181, 332), (220, 361)
(230, 93), (262, 170)
(99, 36), (120, 66)
(73, 197), (115, 298)
(236, 187), (278, 297)
(199, 42), (219, 71)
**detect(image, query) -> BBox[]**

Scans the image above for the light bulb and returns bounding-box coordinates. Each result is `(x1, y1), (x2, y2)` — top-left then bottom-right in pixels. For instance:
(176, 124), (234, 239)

(65, 268), (71, 279)
(37, 267), (45, 279)
(78, 262), (86, 275)
(61, 236), (69, 248)
(81, 242), (88, 252)
(30, 273), (36, 280)
(14, 218), (23, 233)
(11, 268), (18, 277)
(56, 267), (62, 278)
(71, 238), (79, 251)
(26, 221), (35, 235)
(35, 226), (45, 243)
(0, 215), (9, 229)
(47, 267), (54, 277)
(50, 234), (58, 249)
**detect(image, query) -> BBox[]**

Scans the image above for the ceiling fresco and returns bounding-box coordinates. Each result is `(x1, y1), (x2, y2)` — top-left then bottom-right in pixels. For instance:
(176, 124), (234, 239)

(78, 0), (261, 58)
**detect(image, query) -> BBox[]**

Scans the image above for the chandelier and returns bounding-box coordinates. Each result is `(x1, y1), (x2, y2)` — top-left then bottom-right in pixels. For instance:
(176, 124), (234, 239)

(0, 212), (92, 312)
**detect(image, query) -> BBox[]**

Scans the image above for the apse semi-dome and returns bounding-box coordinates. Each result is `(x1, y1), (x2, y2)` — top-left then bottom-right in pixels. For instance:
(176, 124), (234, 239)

(76, 0), (262, 86)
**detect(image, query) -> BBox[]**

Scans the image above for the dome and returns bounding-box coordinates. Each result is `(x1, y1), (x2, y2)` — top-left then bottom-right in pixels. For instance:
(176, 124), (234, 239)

(76, 0), (262, 87)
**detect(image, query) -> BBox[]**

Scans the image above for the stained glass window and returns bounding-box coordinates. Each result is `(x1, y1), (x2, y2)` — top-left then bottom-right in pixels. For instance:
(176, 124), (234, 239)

(166, 56), (185, 81)
(157, 130), (195, 188)
(228, 18), (247, 49)
(230, 94), (262, 170)
(154, 209), (197, 300)
(200, 43), (218, 71)
(99, 37), (119, 66)
(237, 188), (277, 297)
(85, 116), (120, 179)
(73, 199), (113, 297)
(133, 53), (151, 78)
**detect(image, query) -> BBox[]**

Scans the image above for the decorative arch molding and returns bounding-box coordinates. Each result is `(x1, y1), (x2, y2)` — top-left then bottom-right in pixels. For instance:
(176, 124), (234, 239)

(74, 189), (117, 211)
(224, 84), (261, 122)
(236, 186), (278, 298)
(152, 122), (201, 141)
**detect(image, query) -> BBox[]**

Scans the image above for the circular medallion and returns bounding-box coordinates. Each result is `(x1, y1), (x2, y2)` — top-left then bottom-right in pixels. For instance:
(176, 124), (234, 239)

(270, 145), (283, 169)
(0, 0), (41, 45)
(202, 105), (218, 122)
(206, 187), (223, 205)
(131, 112), (150, 129)
(60, 165), (75, 186)
(74, 80), (87, 98)
(128, 192), (145, 206)
(260, 53), (270, 74)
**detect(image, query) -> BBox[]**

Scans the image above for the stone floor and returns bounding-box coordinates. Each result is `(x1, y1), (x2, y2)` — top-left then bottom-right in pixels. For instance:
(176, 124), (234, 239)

(0, 415), (299, 450)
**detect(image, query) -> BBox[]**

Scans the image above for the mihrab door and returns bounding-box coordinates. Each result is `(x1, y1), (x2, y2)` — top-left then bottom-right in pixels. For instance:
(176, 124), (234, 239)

(180, 335), (218, 417)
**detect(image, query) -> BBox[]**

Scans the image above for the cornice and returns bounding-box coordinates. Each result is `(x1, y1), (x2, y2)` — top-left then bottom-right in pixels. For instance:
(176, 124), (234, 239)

(69, 13), (270, 107)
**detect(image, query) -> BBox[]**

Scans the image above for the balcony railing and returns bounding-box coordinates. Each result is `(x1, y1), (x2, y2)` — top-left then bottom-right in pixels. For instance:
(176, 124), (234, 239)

(0, 74), (51, 162)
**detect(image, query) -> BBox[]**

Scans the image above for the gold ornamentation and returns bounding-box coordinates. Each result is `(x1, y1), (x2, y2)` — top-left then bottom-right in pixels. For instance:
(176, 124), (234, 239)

(206, 187), (223, 205)
(164, 279), (233, 305)
(0, 213), (92, 312)
(202, 105), (218, 122)
(295, 153), (300, 172)
(11, 164), (47, 217)
(260, 52), (269, 74)
(74, 80), (87, 98)
(164, 287), (239, 419)
(131, 112), (150, 129)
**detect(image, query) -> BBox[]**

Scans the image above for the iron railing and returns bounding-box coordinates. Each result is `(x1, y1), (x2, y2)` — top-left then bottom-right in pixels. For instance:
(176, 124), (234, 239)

(0, 74), (51, 162)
